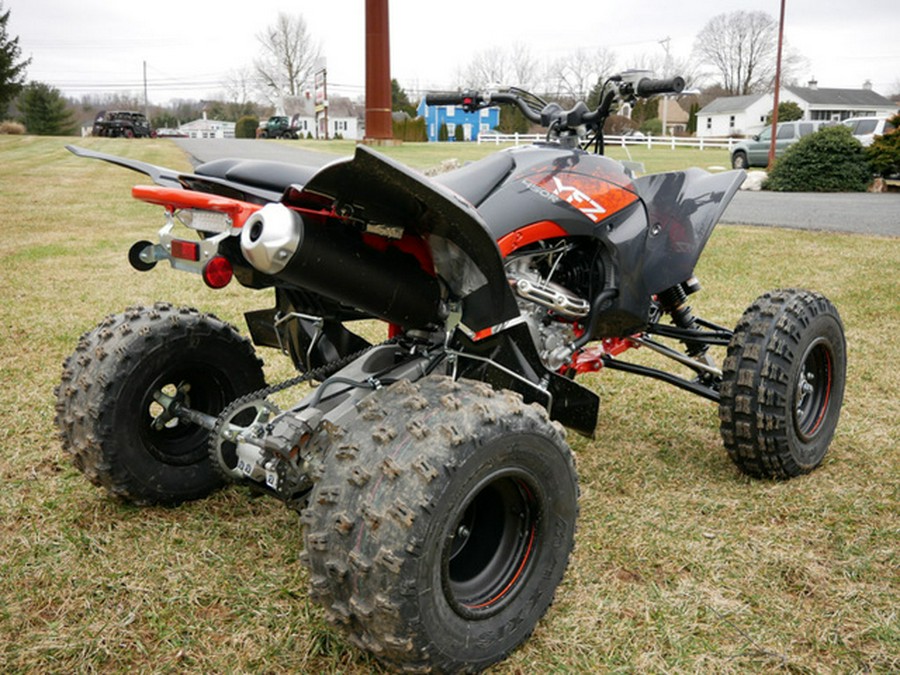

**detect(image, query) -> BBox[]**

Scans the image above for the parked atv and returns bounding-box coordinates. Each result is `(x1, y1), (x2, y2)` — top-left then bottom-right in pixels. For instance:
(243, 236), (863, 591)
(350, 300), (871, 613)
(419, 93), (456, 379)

(56, 70), (846, 673)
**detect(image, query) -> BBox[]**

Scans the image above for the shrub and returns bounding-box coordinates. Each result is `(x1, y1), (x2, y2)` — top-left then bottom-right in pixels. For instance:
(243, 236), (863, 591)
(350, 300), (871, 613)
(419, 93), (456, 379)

(392, 116), (426, 142)
(640, 118), (662, 136)
(235, 115), (259, 139)
(438, 123), (449, 142)
(0, 120), (25, 134)
(764, 125), (871, 192)
(866, 113), (900, 178)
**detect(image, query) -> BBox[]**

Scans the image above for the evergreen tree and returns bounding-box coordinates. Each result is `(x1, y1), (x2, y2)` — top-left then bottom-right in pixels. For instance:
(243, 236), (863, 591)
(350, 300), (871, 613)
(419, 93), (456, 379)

(766, 101), (804, 125)
(687, 102), (700, 134)
(391, 79), (416, 117)
(0, 2), (30, 116)
(18, 82), (77, 135)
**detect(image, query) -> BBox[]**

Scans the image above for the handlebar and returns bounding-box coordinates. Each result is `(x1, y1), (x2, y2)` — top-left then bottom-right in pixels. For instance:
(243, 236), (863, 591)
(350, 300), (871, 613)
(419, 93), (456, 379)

(634, 76), (685, 97)
(425, 73), (686, 153)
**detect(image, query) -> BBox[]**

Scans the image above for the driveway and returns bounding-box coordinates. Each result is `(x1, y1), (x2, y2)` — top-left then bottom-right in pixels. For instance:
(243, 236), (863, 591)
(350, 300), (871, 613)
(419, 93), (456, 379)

(174, 139), (900, 237)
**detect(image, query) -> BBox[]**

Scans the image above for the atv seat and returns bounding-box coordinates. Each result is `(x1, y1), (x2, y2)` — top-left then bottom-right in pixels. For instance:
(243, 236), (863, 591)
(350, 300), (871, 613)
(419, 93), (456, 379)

(432, 153), (515, 207)
(195, 158), (320, 194)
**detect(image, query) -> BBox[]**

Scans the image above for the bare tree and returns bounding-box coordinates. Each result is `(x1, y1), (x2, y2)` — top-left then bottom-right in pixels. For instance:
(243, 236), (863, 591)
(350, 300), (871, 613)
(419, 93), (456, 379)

(254, 13), (321, 106)
(463, 47), (510, 88)
(693, 11), (782, 95)
(547, 47), (617, 104)
(223, 66), (257, 105)
(510, 43), (539, 90)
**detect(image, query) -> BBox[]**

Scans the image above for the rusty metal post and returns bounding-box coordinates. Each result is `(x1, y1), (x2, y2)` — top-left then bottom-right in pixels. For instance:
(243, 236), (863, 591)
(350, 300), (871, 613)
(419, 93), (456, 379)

(365, 0), (393, 142)
(768, 0), (786, 169)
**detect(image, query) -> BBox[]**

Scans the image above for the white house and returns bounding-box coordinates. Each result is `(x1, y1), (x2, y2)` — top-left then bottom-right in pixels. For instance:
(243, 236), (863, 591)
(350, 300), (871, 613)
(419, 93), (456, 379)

(178, 111), (236, 139)
(698, 82), (897, 138)
(283, 95), (361, 140)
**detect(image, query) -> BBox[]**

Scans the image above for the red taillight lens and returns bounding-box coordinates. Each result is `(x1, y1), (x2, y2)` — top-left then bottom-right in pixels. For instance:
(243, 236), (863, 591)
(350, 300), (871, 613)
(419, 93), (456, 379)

(202, 256), (233, 289)
(170, 239), (200, 261)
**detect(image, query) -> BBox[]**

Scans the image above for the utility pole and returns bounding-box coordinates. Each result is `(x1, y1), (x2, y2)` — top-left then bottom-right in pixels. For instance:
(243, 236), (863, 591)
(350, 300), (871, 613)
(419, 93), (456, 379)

(768, 0), (787, 169)
(659, 37), (672, 136)
(143, 61), (149, 120)
(364, 0), (393, 143)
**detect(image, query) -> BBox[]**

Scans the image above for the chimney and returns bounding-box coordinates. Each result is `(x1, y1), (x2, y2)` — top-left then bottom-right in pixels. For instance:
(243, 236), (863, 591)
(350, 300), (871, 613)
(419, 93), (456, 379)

(863, 79), (873, 91)
(808, 78), (818, 90)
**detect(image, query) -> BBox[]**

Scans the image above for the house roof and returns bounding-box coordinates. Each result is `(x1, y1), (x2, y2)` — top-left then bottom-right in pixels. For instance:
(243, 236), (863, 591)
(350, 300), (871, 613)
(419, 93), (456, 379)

(661, 98), (689, 123)
(786, 85), (896, 108)
(698, 94), (765, 115)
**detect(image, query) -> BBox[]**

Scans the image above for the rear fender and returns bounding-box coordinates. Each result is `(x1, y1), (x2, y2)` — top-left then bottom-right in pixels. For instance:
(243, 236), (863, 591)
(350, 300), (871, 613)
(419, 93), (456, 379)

(293, 145), (520, 333)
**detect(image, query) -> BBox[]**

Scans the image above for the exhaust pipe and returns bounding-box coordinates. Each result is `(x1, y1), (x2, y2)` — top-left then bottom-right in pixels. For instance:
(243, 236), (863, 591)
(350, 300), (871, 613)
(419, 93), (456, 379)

(241, 204), (443, 329)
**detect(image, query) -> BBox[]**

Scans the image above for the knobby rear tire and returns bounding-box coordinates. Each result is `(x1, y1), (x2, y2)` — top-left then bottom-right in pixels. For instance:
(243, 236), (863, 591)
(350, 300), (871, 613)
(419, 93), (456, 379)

(301, 375), (578, 672)
(54, 302), (266, 505)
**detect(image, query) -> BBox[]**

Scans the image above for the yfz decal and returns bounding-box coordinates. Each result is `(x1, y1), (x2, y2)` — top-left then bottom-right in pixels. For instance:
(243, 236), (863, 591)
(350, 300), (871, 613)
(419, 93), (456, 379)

(526, 171), (638, 223)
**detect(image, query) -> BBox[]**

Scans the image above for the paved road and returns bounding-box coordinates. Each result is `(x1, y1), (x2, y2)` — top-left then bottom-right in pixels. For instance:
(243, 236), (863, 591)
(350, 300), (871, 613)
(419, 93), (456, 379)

(174, 139), (899, 237)
(175, 137), (339, 168)
(722, 190), (899, 237)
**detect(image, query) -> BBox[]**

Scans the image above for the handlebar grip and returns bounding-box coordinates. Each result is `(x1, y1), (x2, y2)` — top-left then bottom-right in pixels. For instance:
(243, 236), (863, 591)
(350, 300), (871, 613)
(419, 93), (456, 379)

(635, 76), (685, 97)
(425, 93), (466, 106)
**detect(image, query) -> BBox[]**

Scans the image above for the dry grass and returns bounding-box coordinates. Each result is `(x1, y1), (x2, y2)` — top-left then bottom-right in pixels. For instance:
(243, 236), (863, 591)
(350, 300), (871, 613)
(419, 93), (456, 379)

(0, 136), (897, 673)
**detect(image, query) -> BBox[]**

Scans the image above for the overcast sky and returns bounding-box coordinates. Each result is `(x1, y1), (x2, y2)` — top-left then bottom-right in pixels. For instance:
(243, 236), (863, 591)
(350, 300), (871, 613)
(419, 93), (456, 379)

(8, 0), (900, 105)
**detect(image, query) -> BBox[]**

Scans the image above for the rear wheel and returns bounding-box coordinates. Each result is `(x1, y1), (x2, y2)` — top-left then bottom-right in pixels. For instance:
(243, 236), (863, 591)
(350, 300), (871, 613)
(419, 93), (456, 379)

(301, 376), (578, 672)
(54, 303), (266, 505)
(719, 289), (846, 478)
(732, 151), (749, 169)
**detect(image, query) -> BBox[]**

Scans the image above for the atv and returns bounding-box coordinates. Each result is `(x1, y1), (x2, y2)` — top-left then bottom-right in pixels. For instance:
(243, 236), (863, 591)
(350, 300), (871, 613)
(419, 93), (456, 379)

(56, 70), (846, 673)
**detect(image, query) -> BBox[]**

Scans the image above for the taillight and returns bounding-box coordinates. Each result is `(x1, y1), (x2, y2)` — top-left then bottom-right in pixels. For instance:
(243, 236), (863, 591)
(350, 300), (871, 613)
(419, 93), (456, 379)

(170, 239), (200, 261)
(202, 256), (233, 289)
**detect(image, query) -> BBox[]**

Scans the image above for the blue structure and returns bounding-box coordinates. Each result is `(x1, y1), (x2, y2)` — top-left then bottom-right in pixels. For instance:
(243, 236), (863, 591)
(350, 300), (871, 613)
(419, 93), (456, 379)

(416, 99), (501, 142)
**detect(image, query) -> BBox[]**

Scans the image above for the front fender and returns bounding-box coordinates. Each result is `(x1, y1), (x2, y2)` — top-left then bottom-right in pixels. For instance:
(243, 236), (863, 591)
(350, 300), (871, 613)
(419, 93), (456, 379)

(635, 168), (746, 293)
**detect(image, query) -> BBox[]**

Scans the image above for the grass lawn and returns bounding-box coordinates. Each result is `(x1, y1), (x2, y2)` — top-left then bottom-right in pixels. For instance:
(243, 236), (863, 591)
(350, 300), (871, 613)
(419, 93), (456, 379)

(0, 136), (897, 673)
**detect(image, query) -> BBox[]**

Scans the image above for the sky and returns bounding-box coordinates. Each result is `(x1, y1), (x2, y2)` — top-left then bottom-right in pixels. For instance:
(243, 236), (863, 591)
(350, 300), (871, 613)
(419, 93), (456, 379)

(7, 0), (900, 106)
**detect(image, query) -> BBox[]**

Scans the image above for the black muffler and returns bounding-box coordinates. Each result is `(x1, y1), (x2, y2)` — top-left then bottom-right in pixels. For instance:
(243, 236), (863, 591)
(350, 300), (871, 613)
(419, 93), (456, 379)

(241, 203), (443, 329)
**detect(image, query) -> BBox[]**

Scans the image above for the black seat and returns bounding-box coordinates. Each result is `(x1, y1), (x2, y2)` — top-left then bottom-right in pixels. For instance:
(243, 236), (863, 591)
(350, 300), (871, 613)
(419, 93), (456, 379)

(194, 158), (319, 194)
(433, 153), (515, 207)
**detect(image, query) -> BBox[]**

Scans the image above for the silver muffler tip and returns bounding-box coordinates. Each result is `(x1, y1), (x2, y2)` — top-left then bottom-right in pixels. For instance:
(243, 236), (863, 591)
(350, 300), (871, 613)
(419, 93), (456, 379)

(240, 203), (303, 275)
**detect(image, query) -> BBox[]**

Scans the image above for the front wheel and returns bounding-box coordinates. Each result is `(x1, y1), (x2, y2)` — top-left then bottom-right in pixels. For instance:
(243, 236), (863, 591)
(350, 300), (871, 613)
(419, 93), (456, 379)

(732, 150), (749, 169)
(301, 376), (578, 672)
(719, 289), (846, 478)
(54, 303), (266, 505)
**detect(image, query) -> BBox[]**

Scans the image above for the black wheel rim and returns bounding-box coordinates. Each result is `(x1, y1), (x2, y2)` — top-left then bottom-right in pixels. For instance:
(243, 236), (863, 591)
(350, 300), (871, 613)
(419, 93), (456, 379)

(443, 472), (539, 618)
(793, 337), (834, 441)
(139, 364), (232, 466)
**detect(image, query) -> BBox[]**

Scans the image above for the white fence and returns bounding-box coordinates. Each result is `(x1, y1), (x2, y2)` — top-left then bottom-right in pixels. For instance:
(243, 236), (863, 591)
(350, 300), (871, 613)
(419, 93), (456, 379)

(477, 132), (738, 151)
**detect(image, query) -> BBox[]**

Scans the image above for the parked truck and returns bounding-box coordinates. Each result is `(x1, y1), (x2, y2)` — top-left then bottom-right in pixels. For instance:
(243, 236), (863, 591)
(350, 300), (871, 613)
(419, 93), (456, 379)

(258, 115), (303, 139)
(92, 110), (154, 138)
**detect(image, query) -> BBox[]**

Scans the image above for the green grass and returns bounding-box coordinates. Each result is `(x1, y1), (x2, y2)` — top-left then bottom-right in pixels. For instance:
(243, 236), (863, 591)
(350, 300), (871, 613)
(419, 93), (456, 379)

(1, 135), (897, 673)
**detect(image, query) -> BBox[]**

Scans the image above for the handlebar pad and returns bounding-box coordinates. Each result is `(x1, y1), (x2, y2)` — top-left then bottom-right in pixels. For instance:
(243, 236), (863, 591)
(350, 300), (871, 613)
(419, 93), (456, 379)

(635, 76), (685, 97)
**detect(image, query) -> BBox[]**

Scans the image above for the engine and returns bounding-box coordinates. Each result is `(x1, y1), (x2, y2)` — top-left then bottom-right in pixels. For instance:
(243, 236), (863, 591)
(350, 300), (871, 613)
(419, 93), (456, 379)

(505, 242), (594, 371)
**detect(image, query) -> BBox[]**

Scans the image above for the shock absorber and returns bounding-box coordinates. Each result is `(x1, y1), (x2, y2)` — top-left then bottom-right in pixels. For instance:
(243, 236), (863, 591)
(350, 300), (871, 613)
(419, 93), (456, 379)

(658, 278), (707, 359)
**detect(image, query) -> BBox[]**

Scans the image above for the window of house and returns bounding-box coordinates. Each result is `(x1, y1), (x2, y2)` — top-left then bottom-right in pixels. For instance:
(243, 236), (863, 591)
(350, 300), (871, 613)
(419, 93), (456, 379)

(706, 117), (712, 130)
(729, 115), (735, 129)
